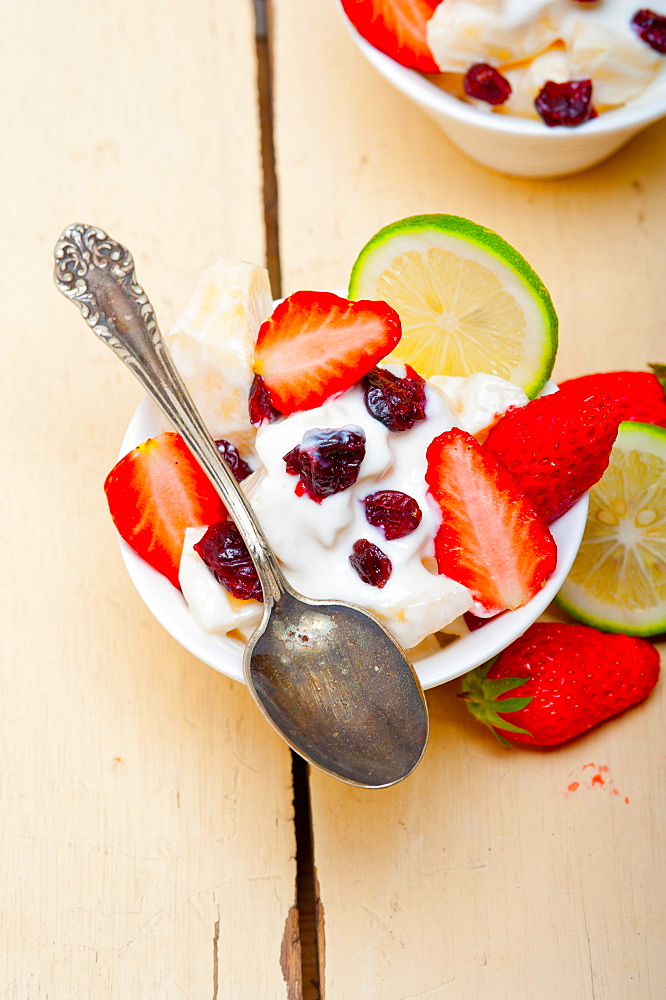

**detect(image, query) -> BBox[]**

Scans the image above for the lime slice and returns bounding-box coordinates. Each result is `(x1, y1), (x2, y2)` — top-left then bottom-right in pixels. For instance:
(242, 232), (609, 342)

(348, 214), (558, 397)
(556, 421), (666, 636)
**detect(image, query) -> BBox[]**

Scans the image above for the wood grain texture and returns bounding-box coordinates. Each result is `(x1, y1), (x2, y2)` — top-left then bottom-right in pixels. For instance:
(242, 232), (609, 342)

(0, 2), (297, 996)
(272, 1), (666, 996)
(310, 677), (666, 998)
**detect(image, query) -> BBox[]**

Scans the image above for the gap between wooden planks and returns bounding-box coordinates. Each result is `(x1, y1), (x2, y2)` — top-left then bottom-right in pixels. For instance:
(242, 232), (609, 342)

(254, 1), (323, 997)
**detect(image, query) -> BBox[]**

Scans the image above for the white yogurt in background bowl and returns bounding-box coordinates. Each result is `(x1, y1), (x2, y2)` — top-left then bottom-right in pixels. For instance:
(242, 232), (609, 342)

(337, 0), (666, 177)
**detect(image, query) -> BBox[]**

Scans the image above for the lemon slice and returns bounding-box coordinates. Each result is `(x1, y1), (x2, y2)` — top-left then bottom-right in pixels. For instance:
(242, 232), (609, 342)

(348, 214), (557, 397)
(556, 421), (666, 636)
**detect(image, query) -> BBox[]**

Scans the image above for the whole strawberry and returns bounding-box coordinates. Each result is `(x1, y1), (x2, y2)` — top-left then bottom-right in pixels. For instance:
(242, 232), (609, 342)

(483, 383), (621, 523)
(558, 364), (666, 428)
(460, 622), (660, 748)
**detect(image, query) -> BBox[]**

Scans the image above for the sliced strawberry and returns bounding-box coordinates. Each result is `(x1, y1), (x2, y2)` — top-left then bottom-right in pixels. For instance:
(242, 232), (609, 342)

(425, 428), (557, 614)
(104, 432), (227, 588)
(253, 291), (402, 415)
(340, 0), (441, 72)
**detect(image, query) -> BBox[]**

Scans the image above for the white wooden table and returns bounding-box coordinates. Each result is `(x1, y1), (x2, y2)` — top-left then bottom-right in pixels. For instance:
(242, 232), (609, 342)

(1, 1), (664, 996)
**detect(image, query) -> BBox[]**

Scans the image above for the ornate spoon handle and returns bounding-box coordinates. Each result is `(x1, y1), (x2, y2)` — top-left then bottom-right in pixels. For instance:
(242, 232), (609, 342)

(54, 223), (284, 603)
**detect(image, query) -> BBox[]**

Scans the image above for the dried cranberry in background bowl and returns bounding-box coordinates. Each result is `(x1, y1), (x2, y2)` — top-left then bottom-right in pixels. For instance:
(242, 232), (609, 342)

(336, 0), (666, 178)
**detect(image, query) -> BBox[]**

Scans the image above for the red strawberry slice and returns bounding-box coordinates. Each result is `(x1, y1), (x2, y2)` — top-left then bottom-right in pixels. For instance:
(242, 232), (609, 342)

(425, 428), (557, 614)
(340, 0), (441, 72)
(253, 291), (402, 415)
(483, 383), (622, 524)
(557, 365), (666, 428)
(460, 622), (660, 748)
(104, 432), (227, 588)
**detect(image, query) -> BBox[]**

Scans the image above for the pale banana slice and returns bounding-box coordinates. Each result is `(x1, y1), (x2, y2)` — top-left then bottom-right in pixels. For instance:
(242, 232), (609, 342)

(502, 48), (571, 119)
(426, 0), (663, 116)
(566, 20), (661, 110)
(179, 526), (262, 636)
(427, 0), (560, 73)
(164, 259), (273, 457)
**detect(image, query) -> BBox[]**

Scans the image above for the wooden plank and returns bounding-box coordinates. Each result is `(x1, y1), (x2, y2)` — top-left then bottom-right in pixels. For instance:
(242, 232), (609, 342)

(0, 2), (297, 996)
(272, 1), (666, 996)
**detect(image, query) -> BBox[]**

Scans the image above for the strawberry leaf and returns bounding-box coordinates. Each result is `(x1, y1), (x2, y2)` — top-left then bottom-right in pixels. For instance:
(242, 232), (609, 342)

(460, 658), (534, 744)
(463, 698), (533, 741)
(481, 677), (531, 699)
(487, 715), (533, 735)
(490, 696), (533, 713)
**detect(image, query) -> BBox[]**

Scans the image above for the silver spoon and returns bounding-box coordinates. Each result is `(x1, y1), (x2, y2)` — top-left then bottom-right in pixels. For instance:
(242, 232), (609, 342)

(54, 224), (429, 787)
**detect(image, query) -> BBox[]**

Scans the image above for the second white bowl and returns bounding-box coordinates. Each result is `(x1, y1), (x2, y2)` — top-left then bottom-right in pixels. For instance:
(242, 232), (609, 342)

(340, 9), (666, 178)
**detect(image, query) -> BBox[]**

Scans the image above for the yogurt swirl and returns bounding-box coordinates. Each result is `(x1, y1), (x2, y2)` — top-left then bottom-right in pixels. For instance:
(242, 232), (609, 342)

(426, 0), (665, 118)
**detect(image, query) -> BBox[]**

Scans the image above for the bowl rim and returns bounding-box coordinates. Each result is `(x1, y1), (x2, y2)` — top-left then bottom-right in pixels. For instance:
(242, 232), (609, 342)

(344, 10), (666, 139)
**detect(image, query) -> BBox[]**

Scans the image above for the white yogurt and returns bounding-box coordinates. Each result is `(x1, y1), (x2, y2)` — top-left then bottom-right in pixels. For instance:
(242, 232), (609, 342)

(427, 0), (664, 118)
(179, 371), (527, 649)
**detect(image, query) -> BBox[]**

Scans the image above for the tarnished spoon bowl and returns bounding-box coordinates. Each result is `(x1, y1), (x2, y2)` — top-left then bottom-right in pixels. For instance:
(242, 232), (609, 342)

(54, 224), (428, 787)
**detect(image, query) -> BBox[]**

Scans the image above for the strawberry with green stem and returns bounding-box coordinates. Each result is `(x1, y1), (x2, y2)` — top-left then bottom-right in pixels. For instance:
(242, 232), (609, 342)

(460, 622), (660, 748)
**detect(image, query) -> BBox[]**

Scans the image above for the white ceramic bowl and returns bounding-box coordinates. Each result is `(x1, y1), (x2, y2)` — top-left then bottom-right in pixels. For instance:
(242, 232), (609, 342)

(338, 6), (666, 178)
(116, 395), (588, 690)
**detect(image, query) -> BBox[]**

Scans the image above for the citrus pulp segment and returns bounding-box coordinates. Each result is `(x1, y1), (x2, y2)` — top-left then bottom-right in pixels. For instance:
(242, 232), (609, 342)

(348, 215), (558, 397)
(556, 421), (666, 636)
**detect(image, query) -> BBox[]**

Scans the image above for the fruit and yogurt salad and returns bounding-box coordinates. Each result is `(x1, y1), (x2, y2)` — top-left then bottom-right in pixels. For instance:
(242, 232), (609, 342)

(181, 359), (533, 650)
(341, 0), (666, 125)
(104, 215), (626, 662)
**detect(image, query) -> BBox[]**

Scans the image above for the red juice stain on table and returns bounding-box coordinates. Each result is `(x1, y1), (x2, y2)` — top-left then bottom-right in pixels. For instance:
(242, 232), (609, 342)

(565, 763), (630, 803)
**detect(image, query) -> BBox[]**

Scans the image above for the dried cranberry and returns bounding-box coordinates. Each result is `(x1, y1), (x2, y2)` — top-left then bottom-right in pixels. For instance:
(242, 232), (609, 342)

(248, 374), (281, 425)
(463, 609), (504, 631)
(349, 539), (392, 588)
(535, 79), (597, 127)
(463, 63), (512, 105)
(283, 427), (366, 502)
(194, 520), (262, 601)
(631, 9), (666, 52)
(283, 446), (302, 477)
(362, 490), (422, 540)
(214, 439), (253, 482)
(362, 366), (427, 431)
